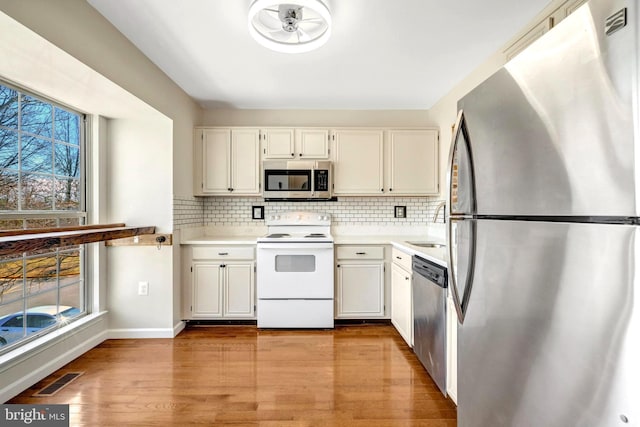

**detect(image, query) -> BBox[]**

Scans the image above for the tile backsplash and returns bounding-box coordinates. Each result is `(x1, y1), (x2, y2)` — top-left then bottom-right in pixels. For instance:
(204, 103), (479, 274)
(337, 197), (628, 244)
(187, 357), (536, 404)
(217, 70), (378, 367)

(174, 196), (446, 231)
(173, 196), (204, 229)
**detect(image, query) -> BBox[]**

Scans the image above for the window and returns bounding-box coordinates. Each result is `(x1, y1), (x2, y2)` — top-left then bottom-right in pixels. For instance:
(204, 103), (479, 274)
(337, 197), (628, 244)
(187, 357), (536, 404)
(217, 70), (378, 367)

(0, 80), (87, 352)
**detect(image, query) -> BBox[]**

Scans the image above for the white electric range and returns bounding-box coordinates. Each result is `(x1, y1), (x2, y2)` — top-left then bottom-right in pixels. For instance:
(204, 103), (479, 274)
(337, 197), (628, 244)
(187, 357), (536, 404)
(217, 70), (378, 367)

(256, 211), (334, 328)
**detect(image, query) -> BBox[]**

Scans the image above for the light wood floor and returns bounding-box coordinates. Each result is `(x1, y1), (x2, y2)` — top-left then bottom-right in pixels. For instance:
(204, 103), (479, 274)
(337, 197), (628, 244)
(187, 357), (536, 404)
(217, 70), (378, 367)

(10, 325), (457, 426)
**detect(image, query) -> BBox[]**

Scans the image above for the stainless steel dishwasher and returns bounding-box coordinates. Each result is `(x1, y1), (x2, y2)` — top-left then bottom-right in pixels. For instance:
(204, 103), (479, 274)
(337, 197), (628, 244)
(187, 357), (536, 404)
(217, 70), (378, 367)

(412, 255), (448, 395)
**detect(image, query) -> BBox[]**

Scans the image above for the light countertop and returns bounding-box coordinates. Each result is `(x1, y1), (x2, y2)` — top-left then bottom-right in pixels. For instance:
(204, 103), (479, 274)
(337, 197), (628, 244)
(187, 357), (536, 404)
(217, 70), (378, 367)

(181, 235), (259, 245)
(389, 241), (447, 267)
(181, 234), (447, 267)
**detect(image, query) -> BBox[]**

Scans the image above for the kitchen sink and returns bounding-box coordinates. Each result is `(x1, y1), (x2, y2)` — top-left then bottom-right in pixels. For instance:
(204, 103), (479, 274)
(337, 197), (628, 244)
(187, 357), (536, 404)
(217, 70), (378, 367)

(406, 242), (446, 248)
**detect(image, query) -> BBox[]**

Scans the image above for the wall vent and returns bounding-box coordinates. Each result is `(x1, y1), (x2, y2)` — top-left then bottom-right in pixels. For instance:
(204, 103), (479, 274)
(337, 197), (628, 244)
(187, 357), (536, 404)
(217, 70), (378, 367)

(605, 8), (627, 36)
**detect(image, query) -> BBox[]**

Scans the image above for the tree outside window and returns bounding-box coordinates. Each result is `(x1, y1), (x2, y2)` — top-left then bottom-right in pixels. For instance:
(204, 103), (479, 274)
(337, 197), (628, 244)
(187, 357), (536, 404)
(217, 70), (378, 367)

(0, 82), (86, 351)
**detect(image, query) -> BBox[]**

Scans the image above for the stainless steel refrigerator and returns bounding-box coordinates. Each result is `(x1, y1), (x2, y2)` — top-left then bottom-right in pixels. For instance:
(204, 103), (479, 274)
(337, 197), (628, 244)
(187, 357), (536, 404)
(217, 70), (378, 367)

(447, 0), (638, 425)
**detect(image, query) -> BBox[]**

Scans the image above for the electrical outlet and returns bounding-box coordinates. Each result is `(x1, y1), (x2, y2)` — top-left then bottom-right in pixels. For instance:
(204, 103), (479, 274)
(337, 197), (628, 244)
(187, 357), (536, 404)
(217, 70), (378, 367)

(138, 281), (149, 296)
(134, 236), (139, 244)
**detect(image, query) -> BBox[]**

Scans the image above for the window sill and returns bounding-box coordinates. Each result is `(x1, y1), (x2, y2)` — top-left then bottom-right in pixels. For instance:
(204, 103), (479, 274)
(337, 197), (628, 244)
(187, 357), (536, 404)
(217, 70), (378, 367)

(0, 311), (108, 371)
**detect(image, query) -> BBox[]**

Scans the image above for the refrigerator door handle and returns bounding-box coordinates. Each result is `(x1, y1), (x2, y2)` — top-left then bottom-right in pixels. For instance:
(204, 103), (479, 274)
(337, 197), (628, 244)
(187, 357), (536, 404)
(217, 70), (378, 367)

(447, 109), (477, 324)
(447, 110), (463, 217)
(447, 217), (461, 322)
(447, 109), (477, 216)
(447, 216), (477, 324)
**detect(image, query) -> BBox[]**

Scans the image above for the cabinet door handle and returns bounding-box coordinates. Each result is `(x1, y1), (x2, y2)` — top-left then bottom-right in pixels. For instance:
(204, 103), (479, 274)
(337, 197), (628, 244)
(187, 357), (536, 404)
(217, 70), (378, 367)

(299, 153), (303, 157)
(405, 277), (410, 280)
(220, 264), (226, 268)
(389, 188), (393, 192)
(356, 252), (366, 255)
(396, 256), (402, 260)
(291, 153), (295, 157)
(218, 252), (228, 256)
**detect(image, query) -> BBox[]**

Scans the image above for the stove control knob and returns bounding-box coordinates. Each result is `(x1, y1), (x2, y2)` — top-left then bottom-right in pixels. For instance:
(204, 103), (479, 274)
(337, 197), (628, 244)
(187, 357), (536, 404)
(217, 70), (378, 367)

(275, 215), (281, 220)
(297, 215), (302, 220)
(317, 215), (322, 220)
(268, 215), (275, 221)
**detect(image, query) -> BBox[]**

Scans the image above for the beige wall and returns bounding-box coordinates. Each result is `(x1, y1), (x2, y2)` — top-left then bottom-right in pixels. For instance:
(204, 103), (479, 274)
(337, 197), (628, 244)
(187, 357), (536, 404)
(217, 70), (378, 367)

(0, 0), (204, 335)
(0, 0), (202, 198)
(202, 109), (433, 127)
(0, 4), (185, 399)
(428, 51), (507, 199)
(0, 0), (204, 399)
(427, 0), (573, 199)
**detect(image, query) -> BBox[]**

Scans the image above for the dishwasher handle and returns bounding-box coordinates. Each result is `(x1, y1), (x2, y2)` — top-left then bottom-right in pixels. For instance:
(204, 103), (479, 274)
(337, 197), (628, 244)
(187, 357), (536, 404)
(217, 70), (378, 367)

(412, 256), (448, 288)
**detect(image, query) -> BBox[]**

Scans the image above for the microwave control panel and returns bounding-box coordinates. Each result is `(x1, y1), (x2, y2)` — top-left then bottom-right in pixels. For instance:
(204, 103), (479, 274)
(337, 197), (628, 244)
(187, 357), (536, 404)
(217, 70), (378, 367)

(314, 169), (329, 191)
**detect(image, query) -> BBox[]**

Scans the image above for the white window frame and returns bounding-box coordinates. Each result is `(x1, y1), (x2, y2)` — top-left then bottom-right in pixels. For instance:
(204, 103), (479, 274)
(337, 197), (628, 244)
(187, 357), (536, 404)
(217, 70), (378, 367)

(0, 79), (89, 354)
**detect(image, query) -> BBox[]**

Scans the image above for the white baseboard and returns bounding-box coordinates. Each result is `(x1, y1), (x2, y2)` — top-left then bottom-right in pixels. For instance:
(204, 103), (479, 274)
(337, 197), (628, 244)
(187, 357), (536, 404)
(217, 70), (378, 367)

(108, 321), (186, 339)
(448, 388), (458, 405)
(173, 320), (186, 337)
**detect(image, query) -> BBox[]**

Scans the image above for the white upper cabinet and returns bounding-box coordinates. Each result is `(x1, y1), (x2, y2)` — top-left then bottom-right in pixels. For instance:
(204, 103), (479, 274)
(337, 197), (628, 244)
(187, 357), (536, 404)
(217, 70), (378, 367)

(296, 128), (330, 159)
(196, 126), (439, 197)
(262, 128), (330, 159)
(195, 127), (260, 196)
(387, 129), (439, 195)
(504, 18), (552, 61)
(231, 129), (260, 195)
(201, 128), (231, 194)
(558, 0), (588, 17)
(504, 0), (588, 61)
(261, 128), (295, 159)
(332, 129), (385, 195)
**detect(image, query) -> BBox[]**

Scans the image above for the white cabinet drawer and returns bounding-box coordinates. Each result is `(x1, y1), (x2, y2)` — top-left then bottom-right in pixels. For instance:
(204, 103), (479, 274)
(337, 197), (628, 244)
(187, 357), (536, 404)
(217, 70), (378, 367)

(192, 246), (255, 260)
(391, 247), (412, 272)
(336, 245), (384, 260)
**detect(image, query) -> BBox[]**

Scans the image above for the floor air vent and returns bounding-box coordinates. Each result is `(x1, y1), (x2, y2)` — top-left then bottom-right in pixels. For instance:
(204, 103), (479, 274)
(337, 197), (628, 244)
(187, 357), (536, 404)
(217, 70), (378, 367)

(33, 372), (84, 397)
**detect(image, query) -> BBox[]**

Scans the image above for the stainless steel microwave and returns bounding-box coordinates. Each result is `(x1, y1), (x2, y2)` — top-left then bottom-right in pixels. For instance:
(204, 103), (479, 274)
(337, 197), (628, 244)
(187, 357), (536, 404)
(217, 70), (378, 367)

(262, 160), (333, 200)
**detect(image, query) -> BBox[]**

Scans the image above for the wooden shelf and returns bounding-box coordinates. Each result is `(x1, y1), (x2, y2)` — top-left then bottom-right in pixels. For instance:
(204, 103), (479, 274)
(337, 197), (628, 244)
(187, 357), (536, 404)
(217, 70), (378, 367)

(105, 233), (172, 247)
(0, 225), (155, 257)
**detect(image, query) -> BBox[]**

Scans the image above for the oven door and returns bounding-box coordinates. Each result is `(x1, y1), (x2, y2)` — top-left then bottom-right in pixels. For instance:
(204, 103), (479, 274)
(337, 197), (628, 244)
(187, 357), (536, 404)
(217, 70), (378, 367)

(263, 168), (312, 199)
(257, 243), (334, 299)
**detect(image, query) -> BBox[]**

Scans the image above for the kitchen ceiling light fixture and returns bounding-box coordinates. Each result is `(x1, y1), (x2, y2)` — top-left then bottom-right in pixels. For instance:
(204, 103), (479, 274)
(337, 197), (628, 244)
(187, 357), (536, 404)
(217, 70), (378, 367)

(248, 0), (332, 53)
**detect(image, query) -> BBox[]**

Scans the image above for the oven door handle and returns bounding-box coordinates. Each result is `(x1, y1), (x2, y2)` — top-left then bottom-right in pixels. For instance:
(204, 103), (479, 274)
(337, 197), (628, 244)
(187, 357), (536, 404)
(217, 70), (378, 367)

(257, 242), (334, 250)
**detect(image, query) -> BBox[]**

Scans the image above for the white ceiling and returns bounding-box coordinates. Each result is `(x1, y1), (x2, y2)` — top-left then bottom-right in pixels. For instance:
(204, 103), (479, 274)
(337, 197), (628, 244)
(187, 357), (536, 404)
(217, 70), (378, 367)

(87, 0), (551, 110)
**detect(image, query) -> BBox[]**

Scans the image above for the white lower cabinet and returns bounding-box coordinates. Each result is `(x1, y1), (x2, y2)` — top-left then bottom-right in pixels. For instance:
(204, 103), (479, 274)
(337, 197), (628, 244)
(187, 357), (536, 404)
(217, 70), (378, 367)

(185, 246), (256, 320)
(223, 264), (255, 317)
(192, 263), (223, 317)
(391, 257), (413, 347)
(191, 262), (255, 319)
(335, 245), (386, 318)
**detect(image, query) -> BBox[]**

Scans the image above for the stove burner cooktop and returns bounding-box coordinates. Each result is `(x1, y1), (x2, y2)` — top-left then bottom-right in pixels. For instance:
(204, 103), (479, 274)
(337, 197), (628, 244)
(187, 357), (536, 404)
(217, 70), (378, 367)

(305, 233), (326, 238)
(266, 233), (290, 238)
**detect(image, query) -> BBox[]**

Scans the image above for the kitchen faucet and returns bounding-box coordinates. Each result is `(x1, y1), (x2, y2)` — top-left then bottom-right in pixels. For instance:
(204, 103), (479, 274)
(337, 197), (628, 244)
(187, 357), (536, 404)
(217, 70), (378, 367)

(433, 201), (446, 223)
